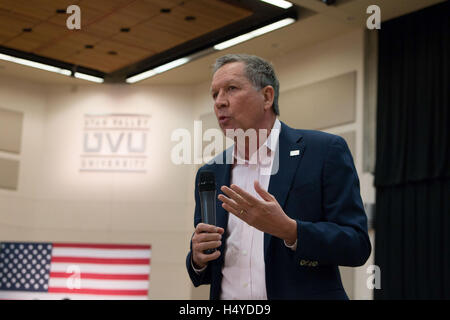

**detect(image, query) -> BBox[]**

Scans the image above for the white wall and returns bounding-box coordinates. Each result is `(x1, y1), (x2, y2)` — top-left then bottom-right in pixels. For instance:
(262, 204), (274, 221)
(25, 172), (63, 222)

(0, 77), (197, 299)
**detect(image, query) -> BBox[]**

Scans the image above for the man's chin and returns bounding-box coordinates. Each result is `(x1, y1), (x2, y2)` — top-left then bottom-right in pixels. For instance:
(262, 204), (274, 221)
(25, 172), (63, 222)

(219, 123), (235, 133)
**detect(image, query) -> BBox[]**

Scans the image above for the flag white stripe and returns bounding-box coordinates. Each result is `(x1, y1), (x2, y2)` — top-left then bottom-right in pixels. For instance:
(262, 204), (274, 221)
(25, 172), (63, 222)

(52, 248), (151, 259)
(50, 263), (150, 274)
(0, 291), (147, 300)
(48, 278), (149, 290)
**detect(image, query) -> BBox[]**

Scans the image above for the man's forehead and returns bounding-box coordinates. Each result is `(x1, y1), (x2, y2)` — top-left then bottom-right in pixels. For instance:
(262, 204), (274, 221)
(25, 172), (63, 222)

(211, 62), (247, 88)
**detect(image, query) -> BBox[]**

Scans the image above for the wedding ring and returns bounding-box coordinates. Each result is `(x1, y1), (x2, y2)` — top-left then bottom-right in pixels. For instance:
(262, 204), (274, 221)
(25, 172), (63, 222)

(240, 209), (245, 214)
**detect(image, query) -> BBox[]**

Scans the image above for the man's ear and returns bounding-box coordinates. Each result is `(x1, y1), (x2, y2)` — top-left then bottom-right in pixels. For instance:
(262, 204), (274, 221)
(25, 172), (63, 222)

(261, 85), (275, 111)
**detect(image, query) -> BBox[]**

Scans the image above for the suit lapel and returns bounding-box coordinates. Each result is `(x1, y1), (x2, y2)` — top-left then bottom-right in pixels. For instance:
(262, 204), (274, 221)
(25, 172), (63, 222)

(264, 122), (305, 258)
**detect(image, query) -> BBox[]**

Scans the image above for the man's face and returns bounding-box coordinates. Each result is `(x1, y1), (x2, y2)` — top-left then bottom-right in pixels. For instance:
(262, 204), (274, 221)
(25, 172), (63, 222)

(210, 62), (267, 133)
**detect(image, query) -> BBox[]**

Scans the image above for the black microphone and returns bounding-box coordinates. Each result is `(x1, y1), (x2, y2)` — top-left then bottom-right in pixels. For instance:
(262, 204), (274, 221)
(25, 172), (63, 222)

(198, 171), (217, 254)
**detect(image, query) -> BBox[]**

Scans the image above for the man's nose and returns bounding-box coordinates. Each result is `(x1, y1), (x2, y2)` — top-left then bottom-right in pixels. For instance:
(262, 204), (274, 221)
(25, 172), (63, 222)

(214, 91), (228, 109)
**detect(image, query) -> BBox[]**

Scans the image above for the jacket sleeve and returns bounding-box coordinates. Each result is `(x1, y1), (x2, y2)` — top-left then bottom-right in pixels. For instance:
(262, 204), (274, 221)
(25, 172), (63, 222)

(294, 135), (372, 267)
(186, 169), (213, 286)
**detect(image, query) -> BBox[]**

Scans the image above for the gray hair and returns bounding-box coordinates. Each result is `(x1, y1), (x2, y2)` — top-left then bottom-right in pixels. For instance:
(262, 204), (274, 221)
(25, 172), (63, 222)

(213, 54), (280, 116)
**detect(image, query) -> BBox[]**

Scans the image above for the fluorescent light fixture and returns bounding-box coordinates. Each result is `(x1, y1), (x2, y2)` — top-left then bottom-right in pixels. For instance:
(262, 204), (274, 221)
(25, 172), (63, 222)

(153, 57), (190, 73)
(74, 72), (104, 83)
(0, 53), (71, 76)
(126, 57), (190, 84)
(260, 0), (293, 9)
(214, 18), (295, 50)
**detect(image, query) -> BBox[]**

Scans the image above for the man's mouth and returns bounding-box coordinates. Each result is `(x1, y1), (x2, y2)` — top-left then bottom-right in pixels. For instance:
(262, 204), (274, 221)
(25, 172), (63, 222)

(218, 116), (231, 123)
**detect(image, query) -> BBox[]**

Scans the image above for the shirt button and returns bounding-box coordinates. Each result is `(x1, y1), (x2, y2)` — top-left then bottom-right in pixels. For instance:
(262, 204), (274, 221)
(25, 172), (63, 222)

(243, 283), (248, 288)
(242, 250), (247, 256)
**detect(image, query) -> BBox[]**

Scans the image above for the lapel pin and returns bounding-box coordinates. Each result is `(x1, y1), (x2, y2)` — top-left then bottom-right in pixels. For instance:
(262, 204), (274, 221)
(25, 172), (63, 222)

(290, 150), (300, 156)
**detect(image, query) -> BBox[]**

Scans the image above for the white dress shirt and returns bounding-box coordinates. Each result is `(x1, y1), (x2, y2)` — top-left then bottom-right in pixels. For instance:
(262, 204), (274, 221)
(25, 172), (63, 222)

(192, 119), (297, 299)
(221, 118), (292, 300)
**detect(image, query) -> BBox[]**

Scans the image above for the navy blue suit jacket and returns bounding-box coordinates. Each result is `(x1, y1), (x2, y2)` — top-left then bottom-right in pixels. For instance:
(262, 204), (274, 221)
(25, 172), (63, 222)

(186, 121), (371, 300)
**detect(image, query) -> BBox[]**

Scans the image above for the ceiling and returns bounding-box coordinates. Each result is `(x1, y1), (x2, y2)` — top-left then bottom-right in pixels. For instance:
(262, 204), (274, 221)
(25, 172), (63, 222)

(0, 0), (253, 73)
(0, 0), (293, 81)
(0, 0), (444, 85)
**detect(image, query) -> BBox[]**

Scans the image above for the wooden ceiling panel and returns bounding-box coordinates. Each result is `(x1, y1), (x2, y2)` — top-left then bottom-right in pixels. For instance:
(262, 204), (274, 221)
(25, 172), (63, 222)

(119, 0), (175, 20)
(91, 39), (152, 66)
(0, 0), (257, 76)
(0, 0), (78, 20)
(147, 8), (214, 40)
(47, 5), (106, 27)
(94, 39), (153, 58)
(113, 21), (186, 53)
(83, 11), (144, 38)
(3, 22), (68, 53)
(0, 9), (39, 44)
(112, 0), (252, 54)
(65, 39), (151, 72)
(182, 0), (252, 23)
(78, 0), (136, 14)
(35, 33), (103, 61)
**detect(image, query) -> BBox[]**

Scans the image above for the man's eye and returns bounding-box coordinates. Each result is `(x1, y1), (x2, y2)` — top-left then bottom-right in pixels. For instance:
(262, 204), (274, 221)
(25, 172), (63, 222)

(228, 86), (237, 91)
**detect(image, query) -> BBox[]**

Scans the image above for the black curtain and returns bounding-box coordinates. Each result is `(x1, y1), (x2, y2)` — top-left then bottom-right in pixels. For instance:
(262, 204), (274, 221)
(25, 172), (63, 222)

(374, 1), (450, 299)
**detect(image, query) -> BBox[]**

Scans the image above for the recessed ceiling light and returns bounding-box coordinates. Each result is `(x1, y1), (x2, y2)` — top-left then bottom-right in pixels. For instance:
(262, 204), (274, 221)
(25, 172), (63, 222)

(108, 51), (118, 55)
(85, 44), (94, 49)
(185, 16), (196, 21)
(120, 27), (130, 32)
(22, 28), (32, 32)
(160, 8), (171, 13)
(56, 9), (66, 14)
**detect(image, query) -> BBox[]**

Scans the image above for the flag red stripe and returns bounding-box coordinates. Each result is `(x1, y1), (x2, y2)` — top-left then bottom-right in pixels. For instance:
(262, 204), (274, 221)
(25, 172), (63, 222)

(48, 287), (148, 296)
(50, 272), (149, 280)
(51, 257), (150, 265)
(53, 243), (151, 250)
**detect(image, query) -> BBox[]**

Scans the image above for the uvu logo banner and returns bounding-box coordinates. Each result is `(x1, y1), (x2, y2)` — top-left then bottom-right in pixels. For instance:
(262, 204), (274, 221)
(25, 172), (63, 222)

(81, 114), (150, 172)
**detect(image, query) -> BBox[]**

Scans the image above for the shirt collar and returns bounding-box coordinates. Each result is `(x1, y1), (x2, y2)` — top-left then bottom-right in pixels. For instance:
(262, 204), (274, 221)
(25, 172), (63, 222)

(232, 118), (281, 165)
(263, 118), (281, 152)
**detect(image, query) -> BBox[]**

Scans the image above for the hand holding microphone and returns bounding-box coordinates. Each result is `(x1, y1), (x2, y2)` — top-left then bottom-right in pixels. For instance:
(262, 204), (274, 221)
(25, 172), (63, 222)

(192, 171), (224, 269)
(192, 223), (224, 269)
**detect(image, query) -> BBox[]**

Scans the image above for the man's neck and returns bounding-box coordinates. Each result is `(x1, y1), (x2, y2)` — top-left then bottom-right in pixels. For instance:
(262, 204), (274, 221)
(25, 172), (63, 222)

(234, 117), (277, 161)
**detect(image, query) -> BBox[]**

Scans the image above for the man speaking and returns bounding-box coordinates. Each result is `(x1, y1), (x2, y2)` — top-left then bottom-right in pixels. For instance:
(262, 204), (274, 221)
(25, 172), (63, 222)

(185, 54), (371, 300)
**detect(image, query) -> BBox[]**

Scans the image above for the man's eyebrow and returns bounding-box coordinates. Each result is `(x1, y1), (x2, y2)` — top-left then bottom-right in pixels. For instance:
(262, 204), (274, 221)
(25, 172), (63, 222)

(210, 79), (239, 92)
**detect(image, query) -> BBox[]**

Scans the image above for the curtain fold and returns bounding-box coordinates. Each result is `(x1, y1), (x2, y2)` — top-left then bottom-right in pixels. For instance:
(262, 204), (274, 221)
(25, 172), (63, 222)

(374, 1), (450, 299)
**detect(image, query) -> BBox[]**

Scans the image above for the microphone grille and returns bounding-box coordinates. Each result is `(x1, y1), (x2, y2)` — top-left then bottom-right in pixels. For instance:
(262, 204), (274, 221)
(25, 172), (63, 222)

(198, 171), (216, 191)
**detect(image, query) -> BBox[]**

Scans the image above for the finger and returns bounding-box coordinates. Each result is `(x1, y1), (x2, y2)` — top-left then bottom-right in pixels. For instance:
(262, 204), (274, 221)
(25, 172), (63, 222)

(254, 180), (273, 202)
(195, 240), (222, 252)
(218, 194), (240, 212)
(222, 202), (246, 221)
(230, 184), (260, 205)
(221, 186), (251, 209)
(195, 223), (221, 234)
(194, 232), (222, 243)
(197, 250), (221, 264)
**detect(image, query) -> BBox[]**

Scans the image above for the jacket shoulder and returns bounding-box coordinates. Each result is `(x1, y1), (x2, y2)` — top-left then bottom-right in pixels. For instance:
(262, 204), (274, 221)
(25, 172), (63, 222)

(287, 126), (349, 158)
(289, 127), (346, 150)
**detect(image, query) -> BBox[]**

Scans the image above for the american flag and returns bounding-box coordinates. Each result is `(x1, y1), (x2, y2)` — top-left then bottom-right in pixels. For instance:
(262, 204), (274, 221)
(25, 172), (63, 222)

(0, 242), (151, 300)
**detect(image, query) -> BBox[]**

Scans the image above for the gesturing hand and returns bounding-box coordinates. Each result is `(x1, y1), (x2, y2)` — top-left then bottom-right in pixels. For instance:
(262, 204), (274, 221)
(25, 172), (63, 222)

(218, 181), (297, 245)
